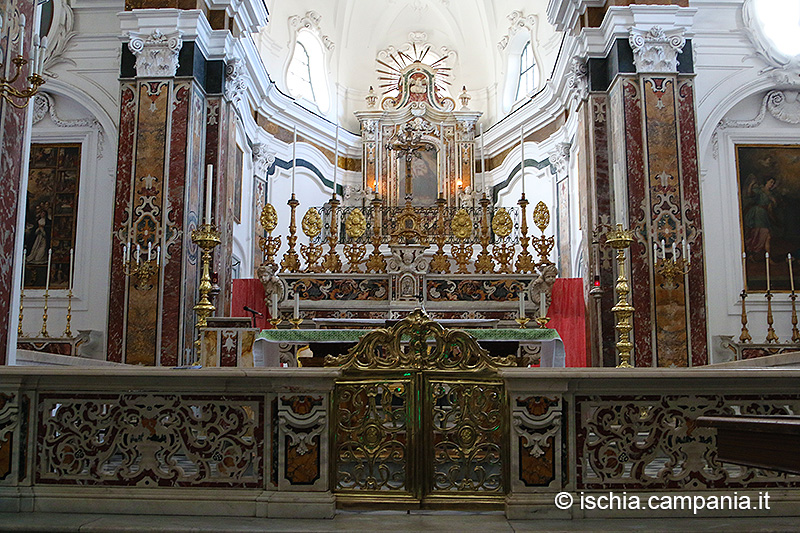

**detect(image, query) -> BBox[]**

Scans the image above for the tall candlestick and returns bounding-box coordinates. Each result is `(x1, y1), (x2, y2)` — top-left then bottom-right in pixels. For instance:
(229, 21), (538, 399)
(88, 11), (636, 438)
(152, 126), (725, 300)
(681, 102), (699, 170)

(376, 124), (381, 193)
(45, 248), (52, 292)
(540, 291), (547, 318)
(439, 122), (444, 196)
(520, 126), (525, 196)
(294, 290), (300, 320)
(292, 126), (297, 194)
(68, 248), (74, 292)
(519, 290), (525, 318)
(21, 248), (26, 287)
(205, 164), (213, 225)
(480, 123), (486, 195)
(766, 251), (771, 291)
(789, 254), (795, 293)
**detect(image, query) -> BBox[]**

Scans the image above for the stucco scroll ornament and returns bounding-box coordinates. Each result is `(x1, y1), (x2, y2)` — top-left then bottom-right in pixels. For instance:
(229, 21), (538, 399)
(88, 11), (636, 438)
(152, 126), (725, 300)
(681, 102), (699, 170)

(714, 90), (800, 158)
(567, 56), (589, 102)
(288, 11), (334, 51)
(497, 10), (537, 51)
(548, 142), (571, 178)
(32, 92), (105, 158)
(224, 58), (248, 103)
(628, 26), (686, 73)
(127, 29), (182, 78)
(251, 142), (275, 178)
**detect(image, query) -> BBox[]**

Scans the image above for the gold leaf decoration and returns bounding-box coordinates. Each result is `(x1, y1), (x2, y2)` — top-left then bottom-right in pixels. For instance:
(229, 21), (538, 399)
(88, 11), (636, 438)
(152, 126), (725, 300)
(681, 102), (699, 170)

(301, 208), (322, 237)
(260, 203), (277, 232)
(532, 201), (550, 233)
(451, 208), (472, 239)
(345, 208), (367, 238)
(491, 208), (513, 238)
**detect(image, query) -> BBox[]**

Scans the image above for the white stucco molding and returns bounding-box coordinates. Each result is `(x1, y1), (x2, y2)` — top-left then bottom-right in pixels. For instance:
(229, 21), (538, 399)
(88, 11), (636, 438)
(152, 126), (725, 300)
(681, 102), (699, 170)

(127, 29), (182, 78)
(629, 26), (686, 74)
(546, 0), (605, 33)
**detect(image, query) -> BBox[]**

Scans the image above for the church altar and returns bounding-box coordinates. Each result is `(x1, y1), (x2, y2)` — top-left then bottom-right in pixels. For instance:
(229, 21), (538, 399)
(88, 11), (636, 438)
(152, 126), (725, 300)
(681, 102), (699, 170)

(252, 325), (565, 368)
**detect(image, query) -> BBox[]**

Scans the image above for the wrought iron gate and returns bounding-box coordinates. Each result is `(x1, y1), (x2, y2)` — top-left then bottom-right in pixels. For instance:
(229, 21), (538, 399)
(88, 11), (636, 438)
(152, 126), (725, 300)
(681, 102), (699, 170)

(327, 310), (514, 507)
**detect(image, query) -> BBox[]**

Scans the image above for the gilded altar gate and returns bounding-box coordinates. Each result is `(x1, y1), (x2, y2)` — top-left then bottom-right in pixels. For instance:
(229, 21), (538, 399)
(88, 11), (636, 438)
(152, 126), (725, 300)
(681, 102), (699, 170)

(326, 309), (515, 507)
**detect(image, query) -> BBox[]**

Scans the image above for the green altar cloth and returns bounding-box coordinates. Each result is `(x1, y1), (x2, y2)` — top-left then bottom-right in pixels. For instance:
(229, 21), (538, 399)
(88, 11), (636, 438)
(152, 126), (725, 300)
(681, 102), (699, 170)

(256, 328), (560, 343)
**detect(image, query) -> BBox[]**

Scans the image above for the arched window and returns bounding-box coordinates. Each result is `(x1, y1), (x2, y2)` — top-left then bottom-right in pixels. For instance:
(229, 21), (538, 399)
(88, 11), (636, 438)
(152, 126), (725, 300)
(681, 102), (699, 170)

(286, 29), (330, 113)
(516, 41), (537, 101)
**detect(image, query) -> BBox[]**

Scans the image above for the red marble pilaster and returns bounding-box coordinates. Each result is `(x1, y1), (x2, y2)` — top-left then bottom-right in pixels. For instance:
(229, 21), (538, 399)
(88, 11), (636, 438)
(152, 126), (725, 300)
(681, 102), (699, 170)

(620, 79), (655, 368)
(677, 80), (708, 366)
(0, 0), (35, 364)
(107, 78), (206, 366)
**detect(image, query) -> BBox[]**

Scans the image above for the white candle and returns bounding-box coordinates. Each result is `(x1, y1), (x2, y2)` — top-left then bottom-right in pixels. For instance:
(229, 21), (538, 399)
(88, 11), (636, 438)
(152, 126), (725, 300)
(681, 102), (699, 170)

(148, 242), (152, 262)
(68, 248), (74, 292)
(45, 248), (52, 292)
(205, 164), (213, 225)
(439, 122), (444, 196)
(156, 245), (161, 267)
(122, 243), (127, 264)
(333, 122), (339, 196)
(21, 248), (26, 288)
(520, 126), (525, 196)
(294, 291), (300, 319)
(292, 125), (297, 194)
(540, 291), (547, 318)
(742, 251), (747, 287)
(789, 254), (795, 293)
(18, 15), (25, 55)
(686, 242), (691, 264)
(683, 239), (688, 261)
(480, 123), (486, 195)
(271, 292), (278, 319)
(39, 37), (48, 74)
(136, 243), (141, 265)
(519, 290), (525, 318)
(672, 241), (676, 260)
(653, 242), (658, 260)
(766, 251), (771, 291)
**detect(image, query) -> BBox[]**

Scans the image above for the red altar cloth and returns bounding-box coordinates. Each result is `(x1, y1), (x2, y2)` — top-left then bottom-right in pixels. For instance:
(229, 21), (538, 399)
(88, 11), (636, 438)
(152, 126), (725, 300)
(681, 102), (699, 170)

(547, 278), (587, 367)
(230, 279), (269, 329)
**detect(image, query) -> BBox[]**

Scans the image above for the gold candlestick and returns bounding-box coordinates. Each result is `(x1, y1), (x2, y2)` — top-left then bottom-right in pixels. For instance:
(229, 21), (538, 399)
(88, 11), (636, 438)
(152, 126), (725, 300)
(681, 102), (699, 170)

(607, 224), (635, 368)
(515, 194), (534, 273)
(475, 195), (494, 273)
(535, 316), (551, 329)
(323, 195), (342, 273)
(430, 196), (450, 273)
(790, 293), (799, 343)
(366, 196), (387, 273)
(281, 194), (301, 272)
(515, 317), (531, 329)
(63, 288), (73, 338)
(270, 317), (283, 329)
(40, 289), (50, 338)
(739, 290), (752, 343)
(288, 317), (303, 329)
(191, 223), (222, 365)
(765, 290), (779, 343)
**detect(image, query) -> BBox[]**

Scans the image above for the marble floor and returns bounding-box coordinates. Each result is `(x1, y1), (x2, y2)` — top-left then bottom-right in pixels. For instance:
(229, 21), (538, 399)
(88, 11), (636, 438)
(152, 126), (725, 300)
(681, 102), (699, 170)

(1, 511), (800, 532)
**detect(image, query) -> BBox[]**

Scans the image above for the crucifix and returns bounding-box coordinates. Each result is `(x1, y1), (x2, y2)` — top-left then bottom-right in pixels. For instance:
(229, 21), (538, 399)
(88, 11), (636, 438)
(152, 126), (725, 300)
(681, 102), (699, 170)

(388, 122), (433, 200)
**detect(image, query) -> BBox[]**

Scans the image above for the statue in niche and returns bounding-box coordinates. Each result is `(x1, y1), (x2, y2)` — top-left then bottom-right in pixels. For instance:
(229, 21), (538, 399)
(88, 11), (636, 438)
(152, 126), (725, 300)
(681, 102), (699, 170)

(409, 73), (428, 101)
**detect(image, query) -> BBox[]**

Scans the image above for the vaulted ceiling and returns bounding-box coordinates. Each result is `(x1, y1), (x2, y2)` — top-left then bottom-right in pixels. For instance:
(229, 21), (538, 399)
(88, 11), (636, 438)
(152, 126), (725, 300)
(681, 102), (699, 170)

(256, 0), (562, 128)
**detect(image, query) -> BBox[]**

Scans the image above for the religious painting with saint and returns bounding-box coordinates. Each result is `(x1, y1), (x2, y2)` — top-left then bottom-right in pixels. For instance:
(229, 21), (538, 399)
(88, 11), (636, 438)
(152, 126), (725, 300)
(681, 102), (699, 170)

(401, 148), (438, 207)
(736, 145), (800, 292)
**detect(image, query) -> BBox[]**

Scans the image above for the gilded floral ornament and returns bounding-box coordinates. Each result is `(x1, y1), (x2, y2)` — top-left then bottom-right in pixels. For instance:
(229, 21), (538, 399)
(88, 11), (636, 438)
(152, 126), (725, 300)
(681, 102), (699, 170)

(451, 208), (472, 239)
(302, 208), (322, 237)
(492, 208), (513, 238)
(532, 201), (550, 233)
(260, 203), (278, 232)
(345, 208), (367, 238)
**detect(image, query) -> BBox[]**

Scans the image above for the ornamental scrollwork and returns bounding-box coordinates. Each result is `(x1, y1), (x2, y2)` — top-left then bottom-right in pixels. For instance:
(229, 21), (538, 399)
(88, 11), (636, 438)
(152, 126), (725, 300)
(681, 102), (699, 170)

(325, 309), (515, 371)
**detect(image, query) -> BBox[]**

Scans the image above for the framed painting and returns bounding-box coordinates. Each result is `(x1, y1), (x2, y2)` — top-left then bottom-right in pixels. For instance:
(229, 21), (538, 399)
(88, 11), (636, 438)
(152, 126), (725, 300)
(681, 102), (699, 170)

(736, 144), (800, 292)
(24, 143), (81, 289)
(401, 147), (438, 207)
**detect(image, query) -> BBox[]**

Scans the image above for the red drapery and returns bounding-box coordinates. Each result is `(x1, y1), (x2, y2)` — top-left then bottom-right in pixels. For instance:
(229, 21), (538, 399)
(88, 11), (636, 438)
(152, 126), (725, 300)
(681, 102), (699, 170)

(546, 278), (587, 367)
(230, 279), (269, 329)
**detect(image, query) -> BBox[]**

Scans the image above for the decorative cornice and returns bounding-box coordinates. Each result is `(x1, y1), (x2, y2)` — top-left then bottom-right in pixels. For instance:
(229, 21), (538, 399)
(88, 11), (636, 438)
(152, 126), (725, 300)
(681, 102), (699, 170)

(127, 29), (183, 78)
(628, 26), (686, 74)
